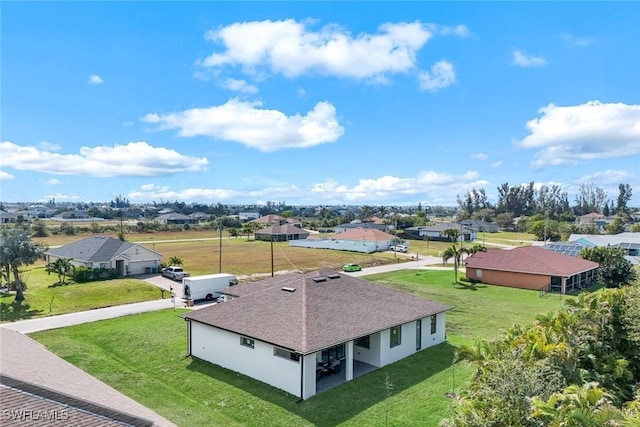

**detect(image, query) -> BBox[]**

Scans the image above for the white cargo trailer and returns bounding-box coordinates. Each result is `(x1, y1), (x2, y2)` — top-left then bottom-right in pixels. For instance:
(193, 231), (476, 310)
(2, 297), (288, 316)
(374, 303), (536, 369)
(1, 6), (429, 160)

(182, 273), (238, 301)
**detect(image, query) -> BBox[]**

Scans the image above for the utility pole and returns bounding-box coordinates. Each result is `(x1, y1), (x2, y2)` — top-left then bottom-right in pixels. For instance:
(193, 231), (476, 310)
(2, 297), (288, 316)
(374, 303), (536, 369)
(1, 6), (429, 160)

(218, 222), (222, 273)
(271, 234), (274, 277)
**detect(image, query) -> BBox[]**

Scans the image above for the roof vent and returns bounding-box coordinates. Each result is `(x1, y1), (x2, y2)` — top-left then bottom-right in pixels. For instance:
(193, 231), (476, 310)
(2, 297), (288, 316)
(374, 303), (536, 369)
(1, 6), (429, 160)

(281, 287), (296, 292)
(313, 277), (327, 283)
(327, 274), (340, 279)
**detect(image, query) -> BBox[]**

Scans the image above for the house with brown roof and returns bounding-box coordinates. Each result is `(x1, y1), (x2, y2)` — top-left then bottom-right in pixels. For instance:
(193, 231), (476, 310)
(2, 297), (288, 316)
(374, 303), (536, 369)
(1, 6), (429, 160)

(184, 271), (450, 399)
(252, 214), (302, 228)
(254, 223), (310, 242)
(464, 246), (599, 294)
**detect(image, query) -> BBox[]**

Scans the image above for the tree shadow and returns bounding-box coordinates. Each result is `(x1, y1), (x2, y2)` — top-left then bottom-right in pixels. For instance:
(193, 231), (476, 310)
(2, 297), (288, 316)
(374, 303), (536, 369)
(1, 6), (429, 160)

(453, 281), (487, 291)
(0, 294), (44, 322)
(185, 342), (458, 427)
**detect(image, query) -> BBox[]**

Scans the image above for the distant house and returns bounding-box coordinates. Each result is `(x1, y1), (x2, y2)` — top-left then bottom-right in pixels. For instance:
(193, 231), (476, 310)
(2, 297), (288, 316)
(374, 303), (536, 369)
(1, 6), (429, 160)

(45, 236), (163, 276)
(155, 213), (198, 225)
(568, 232), (640, 264)
(578, 212), (605, 226)
(239, 211), (260, 221)
(405, 222), (476, 242)
(54, 210), (91, 220)
(0, 211), (19, 224)
(252, 214), (302, 228)
(464, 246), (599, 294)
(290, 228), (402, 253)
(189, 212), (210, 221)
(255, 223), (309, 242)
(184, 271), (450, 399)
(456, 219), (499, 233)
(334, 222), (389, 234)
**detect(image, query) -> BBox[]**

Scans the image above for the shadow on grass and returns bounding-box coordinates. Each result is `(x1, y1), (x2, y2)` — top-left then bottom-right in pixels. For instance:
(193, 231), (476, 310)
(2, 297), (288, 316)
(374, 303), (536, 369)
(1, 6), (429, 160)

(0, 294), (44, 322)
(186, 341), (457, 427)
(453, 281), (487, 291)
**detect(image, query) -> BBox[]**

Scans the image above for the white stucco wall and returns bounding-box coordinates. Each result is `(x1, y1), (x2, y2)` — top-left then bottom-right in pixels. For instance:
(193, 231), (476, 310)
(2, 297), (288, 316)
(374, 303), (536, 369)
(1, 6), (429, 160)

(353, 331), (382, 366)
(121, 246), (161, 275)
(301, 354), (317, 400)
(378, 314), (447, 367)
(190, 322), (302, 397)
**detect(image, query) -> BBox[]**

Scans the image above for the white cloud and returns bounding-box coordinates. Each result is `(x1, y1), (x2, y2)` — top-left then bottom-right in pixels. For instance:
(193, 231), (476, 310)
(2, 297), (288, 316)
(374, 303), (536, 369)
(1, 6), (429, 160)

(142, 98), (344, 151)
(128, 184), (237, 201)
(88, 74), (104, 85)
(472, 153), (488, 160)
(428, 24), (470, 38)
(517, 101), (640, 168)
(0, 141), (208, 177)
(38, 193), (82, 202)
(418, 61), (455, 91)
(512, 50), (547, 67)
(490, 161), (503, 168)
(44, 178), (62, 185)
(223, 78), (259, 94)
(578, 169), (636, 185)
(0, 170), (14, 180)
(560, 33), (594, 48)
(202, 19), (435, 80)
(37, 141), (61, 151)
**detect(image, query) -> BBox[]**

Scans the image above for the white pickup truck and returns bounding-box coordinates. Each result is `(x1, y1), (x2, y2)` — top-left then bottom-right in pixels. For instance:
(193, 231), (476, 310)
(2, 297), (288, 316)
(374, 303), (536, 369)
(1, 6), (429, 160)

(162, 266), (190, 281)
(389, 245), (408, 253)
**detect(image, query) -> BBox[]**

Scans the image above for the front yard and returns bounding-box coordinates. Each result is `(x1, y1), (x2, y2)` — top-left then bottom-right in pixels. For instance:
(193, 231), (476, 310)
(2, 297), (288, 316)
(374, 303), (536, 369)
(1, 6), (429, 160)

(0, 265), (162, 322)
(30, 269), (577, 426)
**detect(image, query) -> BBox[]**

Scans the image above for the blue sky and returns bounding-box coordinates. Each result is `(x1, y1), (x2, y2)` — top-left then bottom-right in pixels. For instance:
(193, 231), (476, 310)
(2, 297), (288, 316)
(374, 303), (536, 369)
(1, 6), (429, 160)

(2, 2), (639, 207)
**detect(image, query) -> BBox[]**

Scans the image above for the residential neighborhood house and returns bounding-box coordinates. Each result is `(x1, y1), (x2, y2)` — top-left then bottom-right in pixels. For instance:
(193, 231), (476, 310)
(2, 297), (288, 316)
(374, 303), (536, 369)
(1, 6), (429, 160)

(254, 223), (310, 242)
(184, 270), (450, 399)
(289, 227), (405, 254)
(456, 219), (499, 233)
(45, 235), (163, 276)
(404, 222), (476, 242)
(154, 213), (199, 225)
(464, 246), (599, 294)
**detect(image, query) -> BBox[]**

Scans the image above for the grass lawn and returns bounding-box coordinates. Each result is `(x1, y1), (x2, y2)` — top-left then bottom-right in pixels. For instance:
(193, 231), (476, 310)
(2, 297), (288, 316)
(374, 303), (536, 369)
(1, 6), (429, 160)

(0, 265), (162, 322)
(30, 269), (576, 426)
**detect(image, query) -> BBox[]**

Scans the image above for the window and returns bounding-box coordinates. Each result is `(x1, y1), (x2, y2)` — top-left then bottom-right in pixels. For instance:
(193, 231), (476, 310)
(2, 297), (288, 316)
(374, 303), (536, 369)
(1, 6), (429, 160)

(390, 326), (401, 348)
(354, 336), (370, 349)
(274, 347), (300, 362)
(475, 269), (482, 278)
(320, 344), (345, 363)
(430, 315), (437, 334)
(240, 337), (254, 349)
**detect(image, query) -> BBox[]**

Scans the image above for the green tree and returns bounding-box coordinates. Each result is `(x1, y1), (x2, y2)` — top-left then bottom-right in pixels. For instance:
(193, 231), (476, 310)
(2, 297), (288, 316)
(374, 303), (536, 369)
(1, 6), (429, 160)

(605, 217), (625, 234)
(0, 229), (46, 301)
(31, 219), (49, 237)
(442, 244), (469, 284)
(580, 247), (637, 288)
(45, 258), (74, 284)
(167, 256), (183, 266)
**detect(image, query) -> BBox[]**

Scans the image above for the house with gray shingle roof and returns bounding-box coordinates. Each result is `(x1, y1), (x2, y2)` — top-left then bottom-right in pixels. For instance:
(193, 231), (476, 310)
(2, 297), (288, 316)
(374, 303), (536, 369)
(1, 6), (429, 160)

(45, 236), (163, 276)
(405, 222), (476, 242)
(184, 270), (450, 399)
(464, 246), (599, 294)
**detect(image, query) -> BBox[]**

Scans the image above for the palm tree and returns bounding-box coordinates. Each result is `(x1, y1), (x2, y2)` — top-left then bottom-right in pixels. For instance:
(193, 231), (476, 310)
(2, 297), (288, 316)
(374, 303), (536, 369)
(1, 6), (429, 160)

(45, 257), (75, 284)
(443, 244), (469, 284)
(0, 229), (46, 301)
(167, 256), (183, 266)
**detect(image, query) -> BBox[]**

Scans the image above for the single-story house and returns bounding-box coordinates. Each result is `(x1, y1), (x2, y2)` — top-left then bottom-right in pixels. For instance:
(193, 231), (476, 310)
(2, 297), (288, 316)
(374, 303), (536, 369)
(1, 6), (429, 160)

(189, 211), (210, 221)
(333, 222), (389, 234)
(154, 213), (198, 225)
(252, 215), (303, 228)
(184, 271), (450, 400)
(289, 228), (403, 253)
(456, 219), (499, 233)
(239, 211), (260, 221)
(578, 212), (605, 226)
(568, 232), (640, 264)
(255, 223), (309, 242)
(405, 222), (476, 242)
(464, 246), (599, 294)
(45, 235), (163, 276)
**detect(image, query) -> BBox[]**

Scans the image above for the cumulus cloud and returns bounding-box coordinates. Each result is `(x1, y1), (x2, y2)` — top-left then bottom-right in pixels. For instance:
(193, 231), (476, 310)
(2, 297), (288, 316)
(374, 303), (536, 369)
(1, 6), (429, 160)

(311, 170), (487, 203)
(44, 178), (62, 185)
(578, 169), (636, 185)
(142, 98), (344, 151)
(517, 101), (640, 168)
(223, 78), (259, 94)
(490, 161), (503, 168)
(428, 24), (470, 37)
(0, 141), (208, 177)
(418, 60), (455, 91)
(88, 74), (104, 85)
(512, 50), (547, 67)
(202, 19), (438, 80)
(0, 170), (14, 180)
(128, 184), (237, 201)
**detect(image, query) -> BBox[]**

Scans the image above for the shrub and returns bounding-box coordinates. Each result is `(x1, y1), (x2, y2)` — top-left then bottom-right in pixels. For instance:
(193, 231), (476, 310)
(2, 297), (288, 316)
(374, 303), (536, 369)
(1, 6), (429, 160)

(73, 267), (118, 283)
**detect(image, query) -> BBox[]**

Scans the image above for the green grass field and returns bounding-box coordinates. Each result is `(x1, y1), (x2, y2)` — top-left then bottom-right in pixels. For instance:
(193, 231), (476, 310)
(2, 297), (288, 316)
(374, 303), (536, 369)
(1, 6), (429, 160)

(0, 265), (162, 322)
(30, 269), (574, 426)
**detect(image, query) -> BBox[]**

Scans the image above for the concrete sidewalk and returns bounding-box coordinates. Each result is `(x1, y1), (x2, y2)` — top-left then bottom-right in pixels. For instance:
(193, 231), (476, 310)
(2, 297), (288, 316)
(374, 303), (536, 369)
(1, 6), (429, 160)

(1, 298), (176, 334)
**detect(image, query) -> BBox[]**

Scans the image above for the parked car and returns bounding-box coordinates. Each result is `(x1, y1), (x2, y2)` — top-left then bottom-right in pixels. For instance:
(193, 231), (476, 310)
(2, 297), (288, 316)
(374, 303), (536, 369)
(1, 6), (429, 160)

(342, 263), (362, 272)
(162, 266), (189, 281)
(389, 245), (408, 253)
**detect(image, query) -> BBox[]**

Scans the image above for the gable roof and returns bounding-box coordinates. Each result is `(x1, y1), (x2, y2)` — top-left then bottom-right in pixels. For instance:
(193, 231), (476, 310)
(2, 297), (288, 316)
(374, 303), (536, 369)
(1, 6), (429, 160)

(333, 227), (396, 242)
(406, 222), (474, 233)
(464, 246), (599, 277)
(185, 270), (450, 355)
(45, 236), (160, 263)
(335, 222), (388, 231)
